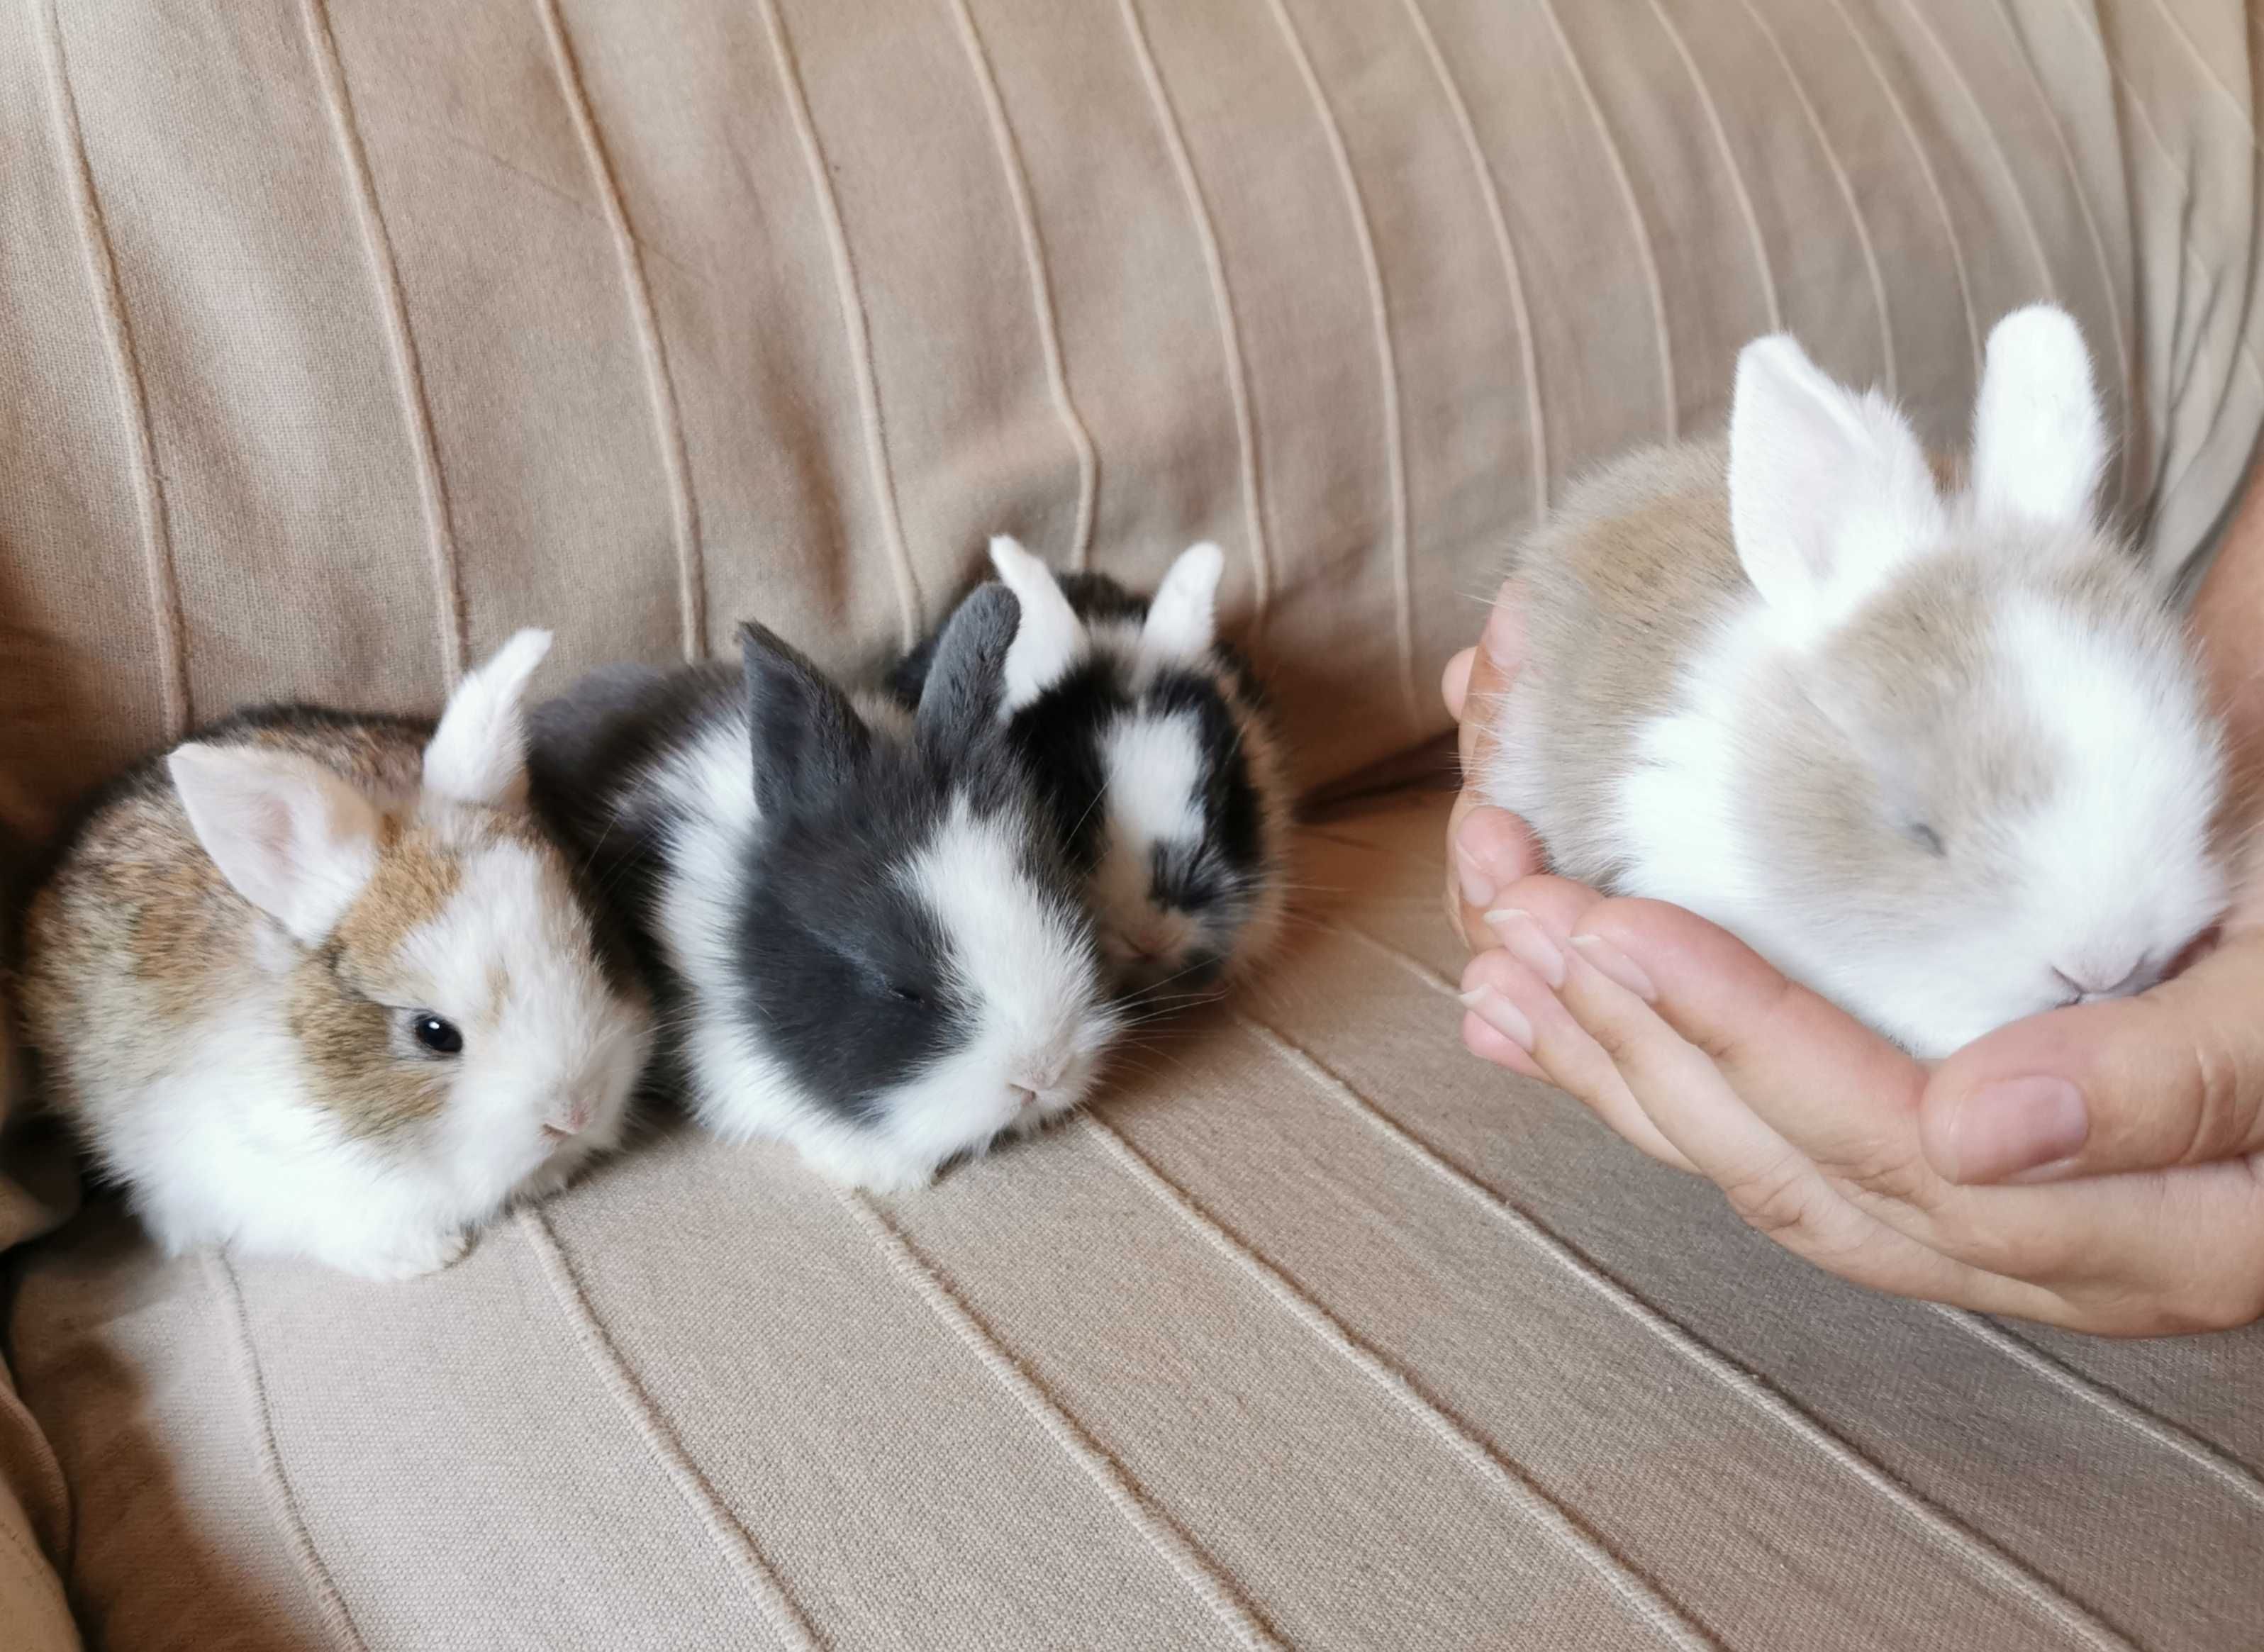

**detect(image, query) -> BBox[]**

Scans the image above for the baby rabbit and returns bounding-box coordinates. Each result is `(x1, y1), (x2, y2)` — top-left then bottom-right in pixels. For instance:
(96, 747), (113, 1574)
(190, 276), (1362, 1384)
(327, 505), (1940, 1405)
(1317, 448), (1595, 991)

(527, 588), (1120, 1193)
(887, 538), (1288, 999)
(1482, 304), (2229, 1058)
(18, 632), (654, 1279)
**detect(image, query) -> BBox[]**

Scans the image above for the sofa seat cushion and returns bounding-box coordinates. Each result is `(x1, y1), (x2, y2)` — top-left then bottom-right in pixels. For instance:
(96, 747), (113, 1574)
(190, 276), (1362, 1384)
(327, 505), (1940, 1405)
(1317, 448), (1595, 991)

(10, 792), (2263, 1652)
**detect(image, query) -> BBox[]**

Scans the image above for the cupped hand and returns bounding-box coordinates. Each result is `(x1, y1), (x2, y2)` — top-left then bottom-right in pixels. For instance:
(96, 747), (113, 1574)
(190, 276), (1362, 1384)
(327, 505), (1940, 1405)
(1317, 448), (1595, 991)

(1442, 564), (2264, 1335)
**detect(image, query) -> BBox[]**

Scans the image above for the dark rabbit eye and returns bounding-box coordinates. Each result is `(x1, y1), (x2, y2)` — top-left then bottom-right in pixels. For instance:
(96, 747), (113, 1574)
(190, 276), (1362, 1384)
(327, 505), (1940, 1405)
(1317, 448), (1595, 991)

(1903, 821), (1947, 858)
(889, 985), (925, 1007)
(412, 1015), (464, 1056)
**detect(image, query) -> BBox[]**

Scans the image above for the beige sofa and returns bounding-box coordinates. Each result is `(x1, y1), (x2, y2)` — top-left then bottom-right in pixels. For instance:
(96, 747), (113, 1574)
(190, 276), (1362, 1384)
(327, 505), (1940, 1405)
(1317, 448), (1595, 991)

(4, 2), (2263, 1647)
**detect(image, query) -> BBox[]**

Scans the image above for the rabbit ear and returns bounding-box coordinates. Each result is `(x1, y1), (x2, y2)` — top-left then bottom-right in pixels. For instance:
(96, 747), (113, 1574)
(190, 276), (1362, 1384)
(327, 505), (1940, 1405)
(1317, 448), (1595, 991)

(1140, 541), (1223, 664)
(917, 583), (1018, 757)
(1729, 334), (1945, 638)
(1970, 303), (2107, 530)
(423, 629), (552, 808)
(170, 744), (381, 944)
(987, 537), (1083, 711)
(740, 623), (870, 817)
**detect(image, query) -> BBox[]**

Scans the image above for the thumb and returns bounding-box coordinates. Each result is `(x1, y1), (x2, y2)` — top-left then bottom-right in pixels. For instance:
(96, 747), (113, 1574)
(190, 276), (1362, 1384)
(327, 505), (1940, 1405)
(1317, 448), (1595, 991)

(1922, 930), (2264, 1183)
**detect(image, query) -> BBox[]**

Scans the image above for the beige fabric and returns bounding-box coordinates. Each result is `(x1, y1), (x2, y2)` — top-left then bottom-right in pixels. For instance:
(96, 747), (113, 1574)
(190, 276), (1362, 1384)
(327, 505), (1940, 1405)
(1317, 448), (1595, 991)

(7, 796), (2262, 1652)
(4, 0), (2264, 1647)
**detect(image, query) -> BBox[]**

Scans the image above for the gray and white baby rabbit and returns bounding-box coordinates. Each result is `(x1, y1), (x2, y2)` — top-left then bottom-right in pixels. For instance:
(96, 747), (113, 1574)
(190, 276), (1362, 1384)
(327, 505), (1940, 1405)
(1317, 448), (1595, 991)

(886, 539), (1289, 999)
(1483, 304), (2229, 1058)
(526, 588), (1121, 1193)
(17, 632), (654, 1279)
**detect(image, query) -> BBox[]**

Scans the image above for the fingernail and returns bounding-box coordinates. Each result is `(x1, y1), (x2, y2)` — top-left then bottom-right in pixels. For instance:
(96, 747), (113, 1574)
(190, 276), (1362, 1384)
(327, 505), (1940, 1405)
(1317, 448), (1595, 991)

(1571, 934), (1657, 1002)
(1481, 596), (1526, 666)
(1459, 986), (1535, 1052)
(1456, 847), (1496, 912)
(1950, 1077), (2089, 1184)
(1483, 908), (1563, 987)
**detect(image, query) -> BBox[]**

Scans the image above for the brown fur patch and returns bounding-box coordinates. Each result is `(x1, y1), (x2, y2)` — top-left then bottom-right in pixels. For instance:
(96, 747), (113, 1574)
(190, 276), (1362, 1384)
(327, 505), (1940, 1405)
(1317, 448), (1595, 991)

(18, 715), (455, 1142)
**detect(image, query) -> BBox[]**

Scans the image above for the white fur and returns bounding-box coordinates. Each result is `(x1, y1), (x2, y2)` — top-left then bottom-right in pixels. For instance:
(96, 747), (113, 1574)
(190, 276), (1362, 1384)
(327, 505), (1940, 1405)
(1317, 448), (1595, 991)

(423, 628), (552, 808)
(1971, 305), (2107, 529)
(1556, 306), (2227, 1059)
(648, 702), (1116, 1193)
(991, 536), (1086, 712)
(1093, 710), (1207, 968)
(168, 744), (381, 945)
(1141, 541), (1224, 664)
(1729, 335), (1947, 642)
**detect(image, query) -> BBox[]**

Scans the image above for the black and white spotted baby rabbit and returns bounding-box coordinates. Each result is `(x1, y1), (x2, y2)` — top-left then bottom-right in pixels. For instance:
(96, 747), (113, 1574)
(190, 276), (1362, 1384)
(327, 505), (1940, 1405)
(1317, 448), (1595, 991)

(888, 538), (1289, 1000)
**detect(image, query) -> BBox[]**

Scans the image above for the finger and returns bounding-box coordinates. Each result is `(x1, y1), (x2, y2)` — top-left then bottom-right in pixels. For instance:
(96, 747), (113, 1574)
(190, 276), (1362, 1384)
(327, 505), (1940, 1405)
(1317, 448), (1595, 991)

(1924, 928), (2264, 1183)
(1442, 646), (1476, 722)
(1461, 1006), (1545, 1080)
(1532, 930), (2056, 1310)
(1569, 901), (1942, 1210)
(1451, 807), (1546, 949)
(1460, 944), (1693, 1169)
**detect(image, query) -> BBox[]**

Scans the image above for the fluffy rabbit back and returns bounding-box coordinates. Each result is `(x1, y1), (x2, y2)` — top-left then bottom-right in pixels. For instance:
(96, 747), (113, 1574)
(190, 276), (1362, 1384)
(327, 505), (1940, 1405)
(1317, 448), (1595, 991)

(1485, 306), (2229, 1057)
(19, 632), (653, 1279)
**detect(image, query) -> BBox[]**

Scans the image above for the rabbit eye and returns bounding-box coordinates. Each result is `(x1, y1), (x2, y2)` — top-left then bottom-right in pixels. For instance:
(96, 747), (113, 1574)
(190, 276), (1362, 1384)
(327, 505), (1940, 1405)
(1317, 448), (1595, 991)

(888, 985), (925, 1007)
(412, 1014), (464, 1056)
(1902, 820), (1947, 858)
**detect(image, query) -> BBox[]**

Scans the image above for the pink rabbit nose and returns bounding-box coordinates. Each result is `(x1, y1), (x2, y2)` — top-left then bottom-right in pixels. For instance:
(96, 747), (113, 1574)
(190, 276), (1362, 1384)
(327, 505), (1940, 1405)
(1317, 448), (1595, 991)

(2052, 954), (2154, 1003)
(543, 1100), (593, 1140)
(1010, 1084), (1041, 1112)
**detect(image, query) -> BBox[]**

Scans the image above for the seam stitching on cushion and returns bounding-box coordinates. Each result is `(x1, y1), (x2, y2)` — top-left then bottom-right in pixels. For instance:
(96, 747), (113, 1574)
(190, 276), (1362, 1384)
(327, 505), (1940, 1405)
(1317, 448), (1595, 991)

(206, 1253), (368, 1652)
(1645, 0), (1780, 332)
(835, 1188), (1284, 1651)
(537, 0), (708, 663)
(1534, 0), (1677, 440)
(2054, 0), (2264, 534)
(35, 0), (190, 737)
(1330, 920), (1458, 994)
(1895, 0), (2056, 308)
(300, 0), (467, 685)
(1234, 1010), (2142, 1652)
(2143, 0), (2261, 141)
(518, 1208), (820, 1649)
(1986, 0), (2140, 513)
(1264, 0), (1419, 737)
(1823, 0), (1980, 379)
(945, 0), (1100, 570)
(755, 0), (924, 647)
(1732, 0), (1899, 399)
(1398, 0), (1548, 521)
(1115, 0), (1273, 625)
(1081, 1112), (1716, 1652)
(1932, 1306), (2264, 1509)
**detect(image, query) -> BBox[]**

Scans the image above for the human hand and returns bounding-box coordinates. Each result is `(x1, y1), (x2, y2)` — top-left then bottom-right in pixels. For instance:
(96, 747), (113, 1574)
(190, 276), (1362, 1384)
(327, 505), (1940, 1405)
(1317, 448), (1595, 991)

(1442, 551), (2264, 1334)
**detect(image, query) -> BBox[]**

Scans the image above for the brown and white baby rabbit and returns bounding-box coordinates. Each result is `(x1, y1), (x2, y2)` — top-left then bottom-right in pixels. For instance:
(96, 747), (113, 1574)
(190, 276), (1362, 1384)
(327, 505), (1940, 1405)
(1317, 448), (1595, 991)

(17, 632), (653, 1279)
(1483, 306), (2229, 1057)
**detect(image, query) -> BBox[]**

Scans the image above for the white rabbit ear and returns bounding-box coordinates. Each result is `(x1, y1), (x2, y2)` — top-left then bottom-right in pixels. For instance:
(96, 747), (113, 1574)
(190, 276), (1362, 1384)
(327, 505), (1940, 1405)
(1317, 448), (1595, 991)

(1729, 334), (1945, 638)
(423, 628), (552, 808)
(169, 744), (381, 944)
(1140, 541), (1223, 664)
(1970, 303), (2107, 529)
(987, 537), (1083, 712)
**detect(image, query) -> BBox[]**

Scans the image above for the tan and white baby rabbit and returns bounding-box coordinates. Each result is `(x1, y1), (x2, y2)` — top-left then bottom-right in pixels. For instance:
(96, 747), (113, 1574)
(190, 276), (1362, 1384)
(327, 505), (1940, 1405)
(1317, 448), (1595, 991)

(18, 632), (653, 1278)
(1484, 306), (2229, 1057)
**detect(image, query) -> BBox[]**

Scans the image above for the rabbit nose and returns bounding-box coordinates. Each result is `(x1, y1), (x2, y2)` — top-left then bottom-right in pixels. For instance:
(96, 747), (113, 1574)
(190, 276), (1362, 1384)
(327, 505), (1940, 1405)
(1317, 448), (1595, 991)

(2052, 954), (2154, 1003)
(1010, 1085), (1041, 1112)
(544, 1100), (592, 1139)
